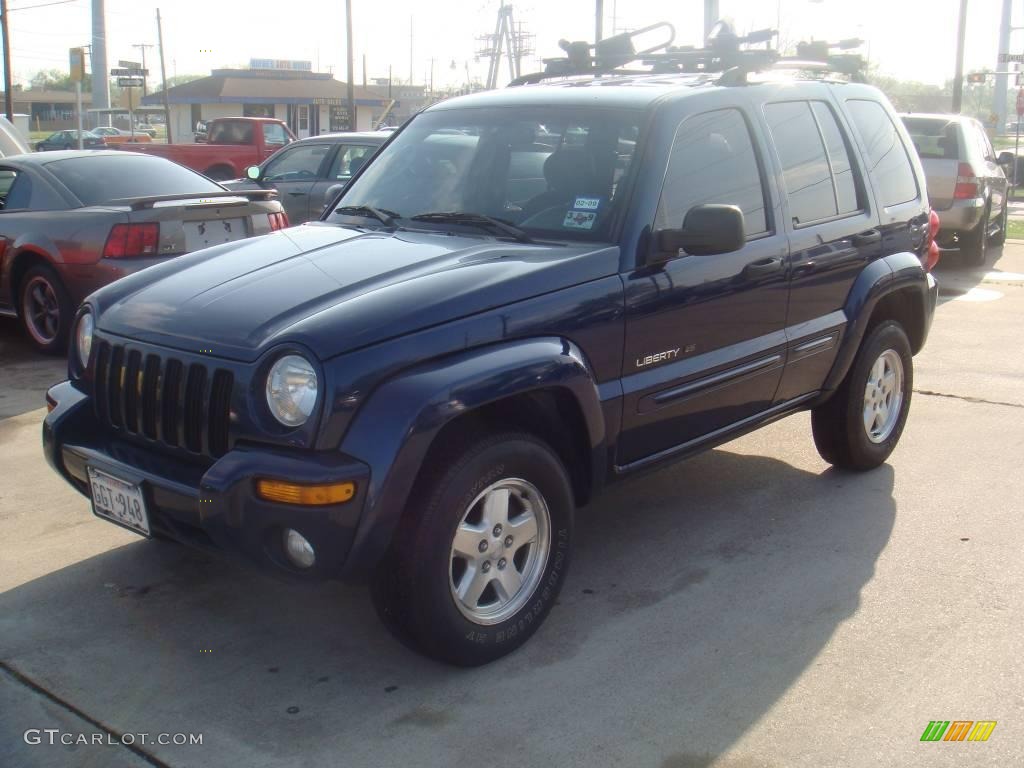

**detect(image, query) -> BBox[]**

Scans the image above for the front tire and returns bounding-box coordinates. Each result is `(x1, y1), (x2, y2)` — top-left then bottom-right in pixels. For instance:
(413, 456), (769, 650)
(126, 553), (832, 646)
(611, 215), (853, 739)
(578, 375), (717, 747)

(371, 432), (573, 666)
(811, 321), (913, 471)
(990, 201), (1008, 246)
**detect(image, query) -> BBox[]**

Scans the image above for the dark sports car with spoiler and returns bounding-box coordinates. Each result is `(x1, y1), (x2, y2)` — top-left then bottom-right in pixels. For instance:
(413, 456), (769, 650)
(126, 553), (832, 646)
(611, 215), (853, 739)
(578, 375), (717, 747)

(0, 150), (286, 353)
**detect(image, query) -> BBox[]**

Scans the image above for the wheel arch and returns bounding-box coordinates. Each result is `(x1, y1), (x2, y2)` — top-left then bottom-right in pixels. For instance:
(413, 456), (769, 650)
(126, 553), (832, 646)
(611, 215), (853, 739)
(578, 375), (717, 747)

(337, 337), (607, 578)
(6, 247), (55, 313)
(822, 252), (935, 393)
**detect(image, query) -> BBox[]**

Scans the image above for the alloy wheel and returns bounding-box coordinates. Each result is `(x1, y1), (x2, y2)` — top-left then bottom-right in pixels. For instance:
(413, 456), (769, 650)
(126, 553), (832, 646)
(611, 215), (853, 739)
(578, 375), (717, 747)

(449, 477), (551, 625)
(862, 349), (904, 444)
(22, 276), (61, 345)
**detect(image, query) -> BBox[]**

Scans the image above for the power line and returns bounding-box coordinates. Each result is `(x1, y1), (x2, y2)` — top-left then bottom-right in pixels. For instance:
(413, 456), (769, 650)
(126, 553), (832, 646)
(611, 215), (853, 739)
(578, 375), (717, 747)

(8, 0), (79, 10)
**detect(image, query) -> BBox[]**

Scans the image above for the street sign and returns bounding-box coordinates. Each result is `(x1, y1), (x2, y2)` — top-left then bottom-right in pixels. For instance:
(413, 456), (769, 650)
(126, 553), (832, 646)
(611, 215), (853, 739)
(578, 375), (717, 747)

(999, 53), (1024, 63)
(117, 77), (145, 87)
(110, 68), (148, 77)
(69, 48), (84, 82)
(118, 59), (142, 69)
(1017, 88), (1024, 117)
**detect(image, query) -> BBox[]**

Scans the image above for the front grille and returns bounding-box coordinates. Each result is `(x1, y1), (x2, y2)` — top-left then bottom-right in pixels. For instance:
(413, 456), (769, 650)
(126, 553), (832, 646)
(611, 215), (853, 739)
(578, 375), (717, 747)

(92, 340), (234, 459)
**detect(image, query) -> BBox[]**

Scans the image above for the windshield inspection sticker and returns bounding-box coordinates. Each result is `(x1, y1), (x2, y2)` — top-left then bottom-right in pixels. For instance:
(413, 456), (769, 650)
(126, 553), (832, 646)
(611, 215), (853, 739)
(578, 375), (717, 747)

(573, 197), (601, 210)
(563, 210), (597, 230)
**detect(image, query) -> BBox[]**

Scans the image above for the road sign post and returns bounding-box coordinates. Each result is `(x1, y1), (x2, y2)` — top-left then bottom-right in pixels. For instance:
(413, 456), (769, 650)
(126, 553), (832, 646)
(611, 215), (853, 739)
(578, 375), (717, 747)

(111, 67), (148, 139)
(1016, 89), (1023, 188)
(70, 47), (84, 149)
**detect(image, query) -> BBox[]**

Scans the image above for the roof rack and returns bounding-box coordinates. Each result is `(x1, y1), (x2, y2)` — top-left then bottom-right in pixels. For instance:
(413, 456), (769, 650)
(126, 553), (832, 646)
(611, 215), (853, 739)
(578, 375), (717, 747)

(508, 20), (866, 87)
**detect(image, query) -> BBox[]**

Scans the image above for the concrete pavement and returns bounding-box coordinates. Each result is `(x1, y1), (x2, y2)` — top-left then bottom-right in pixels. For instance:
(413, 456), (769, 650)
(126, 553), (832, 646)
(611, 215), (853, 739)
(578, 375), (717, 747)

(1, 245), (1022, 767)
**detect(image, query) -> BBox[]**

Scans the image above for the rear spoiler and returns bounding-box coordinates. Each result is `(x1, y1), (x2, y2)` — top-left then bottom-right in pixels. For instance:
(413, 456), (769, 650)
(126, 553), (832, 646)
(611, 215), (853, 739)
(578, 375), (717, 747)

(109, 189), (279, 211)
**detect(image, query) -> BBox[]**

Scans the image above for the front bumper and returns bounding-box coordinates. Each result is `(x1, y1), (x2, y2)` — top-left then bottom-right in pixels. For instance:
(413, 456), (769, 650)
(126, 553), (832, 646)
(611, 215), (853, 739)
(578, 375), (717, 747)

(43, 380), (370, 580)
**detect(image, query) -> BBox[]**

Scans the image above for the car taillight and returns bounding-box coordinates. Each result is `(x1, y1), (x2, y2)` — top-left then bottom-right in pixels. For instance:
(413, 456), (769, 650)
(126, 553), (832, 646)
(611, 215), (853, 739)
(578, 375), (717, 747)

(922, 208), (940, 272)
(953, 162), (979, 199)
(102, 223), (160, 258)
(268, 211), (289, 231)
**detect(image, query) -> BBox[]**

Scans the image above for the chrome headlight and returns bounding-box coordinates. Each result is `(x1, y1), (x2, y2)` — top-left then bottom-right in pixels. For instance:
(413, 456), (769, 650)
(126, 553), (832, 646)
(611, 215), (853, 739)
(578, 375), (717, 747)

(266, 354), (318, 427)
(75, 311), (94, 368)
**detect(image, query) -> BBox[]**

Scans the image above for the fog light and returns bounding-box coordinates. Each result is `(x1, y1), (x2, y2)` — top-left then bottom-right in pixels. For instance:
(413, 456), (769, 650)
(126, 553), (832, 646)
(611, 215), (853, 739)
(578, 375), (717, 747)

(283, 528), (315, 569)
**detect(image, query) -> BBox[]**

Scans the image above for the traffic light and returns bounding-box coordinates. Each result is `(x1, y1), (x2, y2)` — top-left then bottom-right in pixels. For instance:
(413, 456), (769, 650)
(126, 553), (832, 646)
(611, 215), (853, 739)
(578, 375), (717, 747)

(966, 72), (988, 84)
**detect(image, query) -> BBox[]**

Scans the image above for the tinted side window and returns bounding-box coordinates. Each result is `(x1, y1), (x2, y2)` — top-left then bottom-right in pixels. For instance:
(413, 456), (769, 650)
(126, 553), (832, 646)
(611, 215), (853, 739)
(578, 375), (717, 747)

(263, 143), (331, 181)
(764, 101), (835, 224)
(811, 102), (860, 215)
(845, 99), (918, 208)
(655, 108), (768, 236)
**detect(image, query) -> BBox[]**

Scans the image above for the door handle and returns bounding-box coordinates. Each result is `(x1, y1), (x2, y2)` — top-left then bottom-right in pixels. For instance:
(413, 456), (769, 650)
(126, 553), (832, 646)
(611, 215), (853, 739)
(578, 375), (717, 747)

(852, 229), (881, 247)
(742, 257), (783, 279)
(287, 191), (307, 197)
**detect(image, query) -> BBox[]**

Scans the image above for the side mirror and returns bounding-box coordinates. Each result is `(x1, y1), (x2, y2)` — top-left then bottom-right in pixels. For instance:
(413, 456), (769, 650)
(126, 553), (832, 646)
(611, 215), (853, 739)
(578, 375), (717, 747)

(652, 204), (745, 263)
(245, 165), (261, 181)
(322, 183), (345, 210)
(998, 150), (1015, 166)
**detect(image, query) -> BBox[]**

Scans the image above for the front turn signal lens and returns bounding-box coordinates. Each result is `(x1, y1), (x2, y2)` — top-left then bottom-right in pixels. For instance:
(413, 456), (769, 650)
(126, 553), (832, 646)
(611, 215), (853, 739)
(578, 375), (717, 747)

(255, 479), (355, 506)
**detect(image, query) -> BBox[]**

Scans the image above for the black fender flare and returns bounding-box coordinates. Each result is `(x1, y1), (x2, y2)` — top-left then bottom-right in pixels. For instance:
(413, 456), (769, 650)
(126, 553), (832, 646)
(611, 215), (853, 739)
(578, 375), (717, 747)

(337, 336), (606, 577)
(822, 251), (936, 393)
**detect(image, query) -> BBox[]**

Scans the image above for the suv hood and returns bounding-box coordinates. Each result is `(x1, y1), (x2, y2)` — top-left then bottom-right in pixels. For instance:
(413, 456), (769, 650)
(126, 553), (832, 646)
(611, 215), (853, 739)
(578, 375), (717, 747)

(96, 223), (619, 362)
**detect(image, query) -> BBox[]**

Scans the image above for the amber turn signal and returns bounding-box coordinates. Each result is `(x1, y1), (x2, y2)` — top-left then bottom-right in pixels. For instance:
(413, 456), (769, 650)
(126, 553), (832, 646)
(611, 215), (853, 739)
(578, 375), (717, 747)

(255, 479), (355, 506)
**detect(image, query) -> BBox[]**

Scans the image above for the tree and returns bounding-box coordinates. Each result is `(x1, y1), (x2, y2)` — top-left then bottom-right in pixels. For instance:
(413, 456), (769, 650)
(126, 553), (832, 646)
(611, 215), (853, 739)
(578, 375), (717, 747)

(28, 68), (92, 92)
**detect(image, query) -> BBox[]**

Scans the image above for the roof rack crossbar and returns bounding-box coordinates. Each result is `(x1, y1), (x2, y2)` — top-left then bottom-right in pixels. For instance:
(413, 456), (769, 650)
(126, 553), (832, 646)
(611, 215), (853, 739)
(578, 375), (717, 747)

(508, 20), (866, 87)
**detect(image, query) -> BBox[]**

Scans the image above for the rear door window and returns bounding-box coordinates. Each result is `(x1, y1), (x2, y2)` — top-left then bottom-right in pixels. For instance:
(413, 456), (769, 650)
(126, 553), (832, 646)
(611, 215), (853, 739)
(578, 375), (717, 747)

(846, 99), (919, 208)
(327, 144), (377, 179)
(656, 108), (769, 236)
(0, 169), (32, 210)
(764, 101), (838, 225)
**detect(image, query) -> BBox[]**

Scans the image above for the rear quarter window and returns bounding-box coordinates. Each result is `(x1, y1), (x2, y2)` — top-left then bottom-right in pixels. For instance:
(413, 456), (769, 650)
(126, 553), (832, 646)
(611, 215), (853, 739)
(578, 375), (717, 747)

(846, 100), (919, 208)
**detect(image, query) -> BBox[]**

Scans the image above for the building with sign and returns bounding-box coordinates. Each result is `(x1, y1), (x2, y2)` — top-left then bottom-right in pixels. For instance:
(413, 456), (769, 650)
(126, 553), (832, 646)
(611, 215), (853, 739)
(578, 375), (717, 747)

(141, 63), (394, 141)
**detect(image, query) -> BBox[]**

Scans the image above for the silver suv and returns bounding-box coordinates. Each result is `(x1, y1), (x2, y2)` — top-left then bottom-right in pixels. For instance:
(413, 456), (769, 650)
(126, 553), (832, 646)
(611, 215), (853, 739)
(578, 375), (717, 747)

(902, 113), (1009, 266)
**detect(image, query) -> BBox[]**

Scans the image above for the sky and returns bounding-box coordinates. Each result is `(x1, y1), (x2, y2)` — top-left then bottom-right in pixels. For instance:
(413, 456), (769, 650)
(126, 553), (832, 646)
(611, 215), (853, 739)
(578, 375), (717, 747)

(3, 0), (1013, 91)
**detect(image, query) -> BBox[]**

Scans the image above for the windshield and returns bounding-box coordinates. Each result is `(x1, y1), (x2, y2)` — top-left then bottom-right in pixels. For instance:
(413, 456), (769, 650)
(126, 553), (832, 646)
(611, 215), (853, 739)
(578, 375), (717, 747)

(45, 154), (223, 205)
(331, 106), (644, 241)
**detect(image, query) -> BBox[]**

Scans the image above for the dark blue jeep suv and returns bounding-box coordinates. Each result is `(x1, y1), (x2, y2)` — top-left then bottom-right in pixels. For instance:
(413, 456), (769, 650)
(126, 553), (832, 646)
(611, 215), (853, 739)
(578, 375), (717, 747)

(43, 38), (939, 665)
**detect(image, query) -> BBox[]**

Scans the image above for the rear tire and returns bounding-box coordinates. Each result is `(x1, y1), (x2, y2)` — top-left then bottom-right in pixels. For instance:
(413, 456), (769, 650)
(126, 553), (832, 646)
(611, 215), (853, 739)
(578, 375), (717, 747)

(962, 205), (989, 266)
(811, 321), (913, 471)
(371, 432), (573, 666)
(19, 264), (73, 355)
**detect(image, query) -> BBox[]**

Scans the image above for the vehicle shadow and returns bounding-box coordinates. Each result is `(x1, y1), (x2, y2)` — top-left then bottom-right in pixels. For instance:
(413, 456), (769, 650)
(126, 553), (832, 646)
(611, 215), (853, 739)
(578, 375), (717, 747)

(932, 241), (1012, 305)
(0, 317), (66, 419)
(0, 445), (895, 768)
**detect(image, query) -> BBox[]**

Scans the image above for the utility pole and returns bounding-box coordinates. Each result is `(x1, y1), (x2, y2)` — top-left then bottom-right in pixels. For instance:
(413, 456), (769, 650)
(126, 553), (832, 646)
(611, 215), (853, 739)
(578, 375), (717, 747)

(994, 0), (1012, 131)
(704, 0), (720, 41)
(91, 0), (109, 124)
(1, 0), (12, 122)
(132, 43), (154, 96)
(596, 0), (603, 43)
(952, 0), (969, 113)
(345, 0), (355, 131)
(156, 9), (172, 143)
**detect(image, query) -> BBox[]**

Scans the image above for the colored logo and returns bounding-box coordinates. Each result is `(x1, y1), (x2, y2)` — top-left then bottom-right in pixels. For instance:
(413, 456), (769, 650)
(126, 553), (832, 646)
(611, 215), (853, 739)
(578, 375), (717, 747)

(920, 720), (997, 742)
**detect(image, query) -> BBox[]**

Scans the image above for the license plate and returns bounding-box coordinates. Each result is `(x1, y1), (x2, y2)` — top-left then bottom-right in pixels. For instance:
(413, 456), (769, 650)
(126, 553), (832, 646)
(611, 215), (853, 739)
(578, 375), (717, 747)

(87, 467), (150, 536)
(184, 218), (246, 250)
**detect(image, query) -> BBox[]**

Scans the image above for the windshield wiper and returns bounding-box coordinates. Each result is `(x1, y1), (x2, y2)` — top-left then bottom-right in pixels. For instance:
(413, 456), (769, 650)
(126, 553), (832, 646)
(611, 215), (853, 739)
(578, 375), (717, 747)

(334, 205), (401, 228)
(410, 212), (534, 243)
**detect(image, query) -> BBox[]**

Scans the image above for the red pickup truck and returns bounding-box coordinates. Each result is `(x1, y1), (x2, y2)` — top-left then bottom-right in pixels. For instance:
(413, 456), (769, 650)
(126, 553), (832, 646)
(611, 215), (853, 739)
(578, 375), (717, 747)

(117, 117), (296, 180)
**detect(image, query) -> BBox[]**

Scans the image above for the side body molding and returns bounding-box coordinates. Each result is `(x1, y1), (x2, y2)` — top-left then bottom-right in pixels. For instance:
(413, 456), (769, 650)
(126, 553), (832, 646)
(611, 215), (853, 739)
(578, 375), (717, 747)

(823, 251), (935, 393)
(338, 337), (606, 577)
